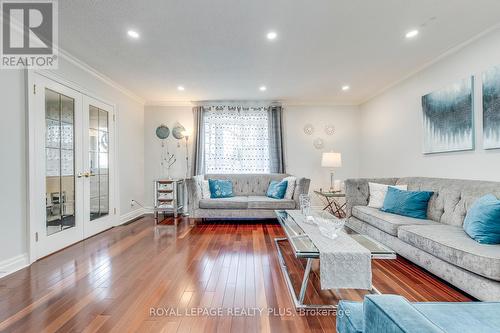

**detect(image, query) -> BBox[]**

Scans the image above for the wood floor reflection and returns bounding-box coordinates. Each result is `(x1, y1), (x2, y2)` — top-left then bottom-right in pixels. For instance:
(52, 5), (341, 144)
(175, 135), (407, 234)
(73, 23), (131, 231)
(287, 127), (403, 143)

(0, 216), (472, 332)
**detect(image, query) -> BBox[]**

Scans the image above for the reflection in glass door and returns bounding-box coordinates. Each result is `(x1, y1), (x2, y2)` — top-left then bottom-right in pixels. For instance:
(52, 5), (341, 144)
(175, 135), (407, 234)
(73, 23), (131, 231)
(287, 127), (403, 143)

(83, 96), (114, 238)
(45, 89), (76, 236)
(89, 106), (109, 221)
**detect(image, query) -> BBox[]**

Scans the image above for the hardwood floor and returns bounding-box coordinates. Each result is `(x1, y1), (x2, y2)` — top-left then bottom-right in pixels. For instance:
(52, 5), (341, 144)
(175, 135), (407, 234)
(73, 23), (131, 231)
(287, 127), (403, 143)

(0, 216), (472, 333)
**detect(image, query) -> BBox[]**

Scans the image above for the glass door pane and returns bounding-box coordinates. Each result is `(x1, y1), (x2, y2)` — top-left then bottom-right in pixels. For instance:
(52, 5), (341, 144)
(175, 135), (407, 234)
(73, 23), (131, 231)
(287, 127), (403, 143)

(45, 89), (76, 236)
(89, 106), (109, 221)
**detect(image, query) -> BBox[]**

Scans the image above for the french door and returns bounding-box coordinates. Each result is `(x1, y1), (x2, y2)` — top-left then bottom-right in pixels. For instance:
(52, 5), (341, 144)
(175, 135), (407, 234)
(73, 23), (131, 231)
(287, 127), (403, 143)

(82, 96), (115, 238)
(30, 73), (116, 259)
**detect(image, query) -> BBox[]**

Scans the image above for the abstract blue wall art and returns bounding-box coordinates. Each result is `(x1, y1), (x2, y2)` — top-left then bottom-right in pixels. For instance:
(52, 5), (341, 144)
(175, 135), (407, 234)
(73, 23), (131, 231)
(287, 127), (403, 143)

(483, 66), (500, 149)
(422, 77), (474, 154)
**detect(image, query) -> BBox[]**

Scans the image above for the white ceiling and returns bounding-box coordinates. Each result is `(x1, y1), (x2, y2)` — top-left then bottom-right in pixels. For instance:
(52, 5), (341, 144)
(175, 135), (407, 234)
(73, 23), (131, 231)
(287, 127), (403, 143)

(59, 0), (500, 105)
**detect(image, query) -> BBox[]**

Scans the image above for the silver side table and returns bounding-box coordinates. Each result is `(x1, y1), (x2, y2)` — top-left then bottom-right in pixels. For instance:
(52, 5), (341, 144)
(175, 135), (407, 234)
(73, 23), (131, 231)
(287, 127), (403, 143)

(153, 179), (185, 223)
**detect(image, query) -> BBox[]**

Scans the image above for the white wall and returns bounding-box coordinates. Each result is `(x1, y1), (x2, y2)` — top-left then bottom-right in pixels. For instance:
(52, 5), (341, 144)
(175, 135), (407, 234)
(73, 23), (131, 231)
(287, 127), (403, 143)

(359, 28), (500, 181)
(144, 104), (361, 206)
(144, 105), (193, 206)
(283, 105), (360, 204)
(0, 70), (27, 265)
(0, 57), (145, 269)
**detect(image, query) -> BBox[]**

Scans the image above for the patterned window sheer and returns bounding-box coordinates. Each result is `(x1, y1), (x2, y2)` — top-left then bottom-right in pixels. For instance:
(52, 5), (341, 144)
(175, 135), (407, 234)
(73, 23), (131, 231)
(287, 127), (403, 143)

(203, 106), (272, 174)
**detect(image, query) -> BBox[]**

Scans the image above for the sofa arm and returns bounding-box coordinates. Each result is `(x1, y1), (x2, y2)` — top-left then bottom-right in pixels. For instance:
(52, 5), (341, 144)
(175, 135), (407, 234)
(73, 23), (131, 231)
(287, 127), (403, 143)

(185, 178), (200, 215)
(345, 178), (398, 217)
(293, 177), (311, 208)
(364, 295), (444, 333)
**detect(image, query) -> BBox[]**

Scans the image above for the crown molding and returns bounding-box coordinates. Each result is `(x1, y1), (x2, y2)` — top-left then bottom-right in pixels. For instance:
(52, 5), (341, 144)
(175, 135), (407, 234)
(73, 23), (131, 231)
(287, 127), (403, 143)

(58, 48), (146, 105)
(145, 99), (360, 108)
(282, 100), (359, 107)
(359, 24), (500, 106)
(145, 100), (194, 107)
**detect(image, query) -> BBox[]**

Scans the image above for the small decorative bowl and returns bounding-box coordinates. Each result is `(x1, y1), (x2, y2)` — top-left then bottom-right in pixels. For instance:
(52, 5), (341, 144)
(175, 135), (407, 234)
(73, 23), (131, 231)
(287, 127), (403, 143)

(313, 212), (345, 239)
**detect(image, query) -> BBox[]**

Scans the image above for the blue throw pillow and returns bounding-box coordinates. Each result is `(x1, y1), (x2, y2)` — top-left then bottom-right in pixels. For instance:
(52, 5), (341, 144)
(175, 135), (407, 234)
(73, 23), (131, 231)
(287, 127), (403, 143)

(266, 180), (288, 199)
(208, 179), (234, 198)
(463, 194), (500, 244)
(381, 187), (434, 219)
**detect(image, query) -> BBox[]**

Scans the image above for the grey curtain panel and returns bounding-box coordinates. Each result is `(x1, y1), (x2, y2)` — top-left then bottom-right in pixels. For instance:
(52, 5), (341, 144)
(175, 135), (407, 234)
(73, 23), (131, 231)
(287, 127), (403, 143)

(191, 106), (205, 176)
(268, 105), (286, 173)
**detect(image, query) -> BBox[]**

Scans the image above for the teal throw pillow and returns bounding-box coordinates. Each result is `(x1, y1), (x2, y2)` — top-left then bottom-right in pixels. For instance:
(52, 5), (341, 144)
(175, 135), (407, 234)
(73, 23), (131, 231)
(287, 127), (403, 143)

(208, 179), (234, 198)
(463, 194), (500, 244)
(266, 180), (288, 199)
(381, 187), (434, 219)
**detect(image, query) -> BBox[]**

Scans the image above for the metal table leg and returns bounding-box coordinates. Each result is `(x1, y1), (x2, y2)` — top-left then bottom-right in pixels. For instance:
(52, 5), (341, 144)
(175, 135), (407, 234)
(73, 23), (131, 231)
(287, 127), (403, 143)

(274, 237), (383, 309)
(274, 238), (337, 310)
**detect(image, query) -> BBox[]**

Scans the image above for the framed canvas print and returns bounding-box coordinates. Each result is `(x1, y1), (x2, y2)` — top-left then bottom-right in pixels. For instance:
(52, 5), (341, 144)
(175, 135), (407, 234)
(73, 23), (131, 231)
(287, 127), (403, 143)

(422, 77), (474, 154)
(482, 66), (500, 149)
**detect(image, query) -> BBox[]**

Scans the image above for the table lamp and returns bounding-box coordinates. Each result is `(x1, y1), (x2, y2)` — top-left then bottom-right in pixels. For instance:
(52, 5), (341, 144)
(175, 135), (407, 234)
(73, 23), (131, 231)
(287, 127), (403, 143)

(321, 152), (342, 192)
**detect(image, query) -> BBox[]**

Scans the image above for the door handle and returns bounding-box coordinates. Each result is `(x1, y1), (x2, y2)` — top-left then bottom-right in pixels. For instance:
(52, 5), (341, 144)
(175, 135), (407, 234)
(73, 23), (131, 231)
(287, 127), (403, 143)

(77, 171), (95, 178)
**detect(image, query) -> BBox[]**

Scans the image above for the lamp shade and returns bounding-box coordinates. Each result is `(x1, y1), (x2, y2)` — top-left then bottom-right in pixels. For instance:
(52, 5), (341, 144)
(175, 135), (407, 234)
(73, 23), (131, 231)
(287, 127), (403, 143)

(321, 152), (342, 168)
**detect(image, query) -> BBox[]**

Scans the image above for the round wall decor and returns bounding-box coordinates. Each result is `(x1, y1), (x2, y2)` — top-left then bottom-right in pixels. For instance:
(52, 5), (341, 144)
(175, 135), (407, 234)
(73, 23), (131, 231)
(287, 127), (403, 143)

(155, 125), (170, 139)
(325, 124), (335, 136)
(313, 138), (324, 149)
(303, 124), (314, 135)
(172, 125), (186, 139)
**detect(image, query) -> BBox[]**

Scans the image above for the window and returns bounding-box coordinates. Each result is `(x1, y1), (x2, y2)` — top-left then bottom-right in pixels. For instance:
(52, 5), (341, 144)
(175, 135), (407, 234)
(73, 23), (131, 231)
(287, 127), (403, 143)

(200, 105), (284, 174)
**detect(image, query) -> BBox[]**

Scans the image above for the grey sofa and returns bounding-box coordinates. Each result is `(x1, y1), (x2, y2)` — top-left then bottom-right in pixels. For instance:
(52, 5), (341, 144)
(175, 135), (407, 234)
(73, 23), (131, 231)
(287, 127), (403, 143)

(186, 174), (310, 219)
(345, 177), (500, 301)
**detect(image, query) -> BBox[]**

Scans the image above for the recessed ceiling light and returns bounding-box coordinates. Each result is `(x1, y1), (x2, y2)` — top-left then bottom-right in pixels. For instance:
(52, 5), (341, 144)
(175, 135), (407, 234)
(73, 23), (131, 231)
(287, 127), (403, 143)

(342, 85), (350, 91)
(405, 29), (419, 39)
(259, 86), (267, 91)
(266, 31), (277, 40)
(177, 85), (185, 91)
(127, 30), (140, 39)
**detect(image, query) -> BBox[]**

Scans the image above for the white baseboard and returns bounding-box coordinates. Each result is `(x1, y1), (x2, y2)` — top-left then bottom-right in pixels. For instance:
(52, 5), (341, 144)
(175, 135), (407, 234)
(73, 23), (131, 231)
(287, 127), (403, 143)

(119, 208), (146, 225)
(0, 253), (29, 278)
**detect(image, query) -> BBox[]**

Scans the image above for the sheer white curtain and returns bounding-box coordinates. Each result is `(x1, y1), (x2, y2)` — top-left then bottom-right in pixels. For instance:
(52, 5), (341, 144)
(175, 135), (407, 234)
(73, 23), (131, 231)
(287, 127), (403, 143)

(203, 106), (271, 174)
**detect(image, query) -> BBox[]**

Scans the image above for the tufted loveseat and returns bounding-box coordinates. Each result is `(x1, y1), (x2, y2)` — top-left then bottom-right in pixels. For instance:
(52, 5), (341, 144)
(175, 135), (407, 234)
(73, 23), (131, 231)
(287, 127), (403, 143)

(186, 174), (310, 219)
(345, 177), (500, 301)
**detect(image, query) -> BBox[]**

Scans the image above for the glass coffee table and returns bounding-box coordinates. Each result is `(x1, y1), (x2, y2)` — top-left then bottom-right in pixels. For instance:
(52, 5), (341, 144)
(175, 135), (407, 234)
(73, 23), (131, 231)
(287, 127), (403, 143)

(274, 210), (396, 309)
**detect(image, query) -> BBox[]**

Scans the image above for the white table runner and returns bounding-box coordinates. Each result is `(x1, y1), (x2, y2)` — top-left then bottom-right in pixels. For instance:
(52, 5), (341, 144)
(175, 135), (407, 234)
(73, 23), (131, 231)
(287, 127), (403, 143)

(287, 210), (372, 290)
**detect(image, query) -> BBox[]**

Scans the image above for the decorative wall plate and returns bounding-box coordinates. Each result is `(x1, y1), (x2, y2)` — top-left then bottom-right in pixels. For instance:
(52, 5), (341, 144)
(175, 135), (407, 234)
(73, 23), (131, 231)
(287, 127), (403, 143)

(313, 138), (324, 149)
(303, 124), (314, 135)
(325, 124), (335, 136)
(172, 125), (186, 139)
(156, 125), (170, 139)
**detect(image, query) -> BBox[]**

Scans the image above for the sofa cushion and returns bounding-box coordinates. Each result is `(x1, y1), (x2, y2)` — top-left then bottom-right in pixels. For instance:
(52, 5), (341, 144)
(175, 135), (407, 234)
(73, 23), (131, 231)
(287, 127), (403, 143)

(247, 196), (296, 210)
(363, 295), (445, 333)
(414, 302), (500, 332)
(337, 301), (363, 333)
(396, 177), (500, 226)
(381, 187), (434, 219)
(205, 174), (288, 196)
(463, 194), (500, 244)
(208, 179), (234, 198)
(352, 206), (436, 236)
(368, 182), (407, 209)
(398, 224), (500, 281)
(199, 196), (248, 209)
(266, 180), (288, 199)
